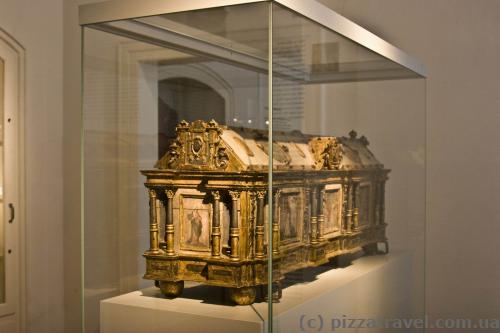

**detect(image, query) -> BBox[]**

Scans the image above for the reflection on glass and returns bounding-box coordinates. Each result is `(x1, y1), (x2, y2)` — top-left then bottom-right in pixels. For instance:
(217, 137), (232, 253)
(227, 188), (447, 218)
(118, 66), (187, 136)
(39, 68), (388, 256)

(271, 4), (426, 332)
(154, 3), (269, 58)
(83, 22), (269, 332)
(0, 58), (4, 304)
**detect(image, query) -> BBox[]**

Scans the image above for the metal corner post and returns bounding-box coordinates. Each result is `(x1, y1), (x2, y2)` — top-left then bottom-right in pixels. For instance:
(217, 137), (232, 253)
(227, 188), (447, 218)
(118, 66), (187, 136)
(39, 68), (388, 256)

(267, 2), (274, 332)
(80, 26), (86, 333)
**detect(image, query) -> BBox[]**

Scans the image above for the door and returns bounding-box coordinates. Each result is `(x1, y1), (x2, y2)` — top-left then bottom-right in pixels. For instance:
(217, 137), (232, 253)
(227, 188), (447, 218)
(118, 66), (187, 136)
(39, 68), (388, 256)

(0, 30), (23, 333)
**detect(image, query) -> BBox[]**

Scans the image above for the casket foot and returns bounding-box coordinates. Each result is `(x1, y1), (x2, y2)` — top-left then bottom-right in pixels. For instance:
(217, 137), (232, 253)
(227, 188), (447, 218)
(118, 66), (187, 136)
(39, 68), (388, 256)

(228, 286), (257, 305)
(362, 242), (379, 255)
(382, 241), (389, 254)
(159, 280), (184, 298)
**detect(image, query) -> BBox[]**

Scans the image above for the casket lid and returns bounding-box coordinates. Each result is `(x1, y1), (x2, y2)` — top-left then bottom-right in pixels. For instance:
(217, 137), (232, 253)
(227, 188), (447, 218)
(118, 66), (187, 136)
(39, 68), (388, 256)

(155, 120), (383, 172)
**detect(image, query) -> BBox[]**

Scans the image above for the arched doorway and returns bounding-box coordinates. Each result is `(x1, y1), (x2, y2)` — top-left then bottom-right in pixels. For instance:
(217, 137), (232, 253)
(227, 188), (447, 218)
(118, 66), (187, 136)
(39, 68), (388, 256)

(158, 77), (226, 158)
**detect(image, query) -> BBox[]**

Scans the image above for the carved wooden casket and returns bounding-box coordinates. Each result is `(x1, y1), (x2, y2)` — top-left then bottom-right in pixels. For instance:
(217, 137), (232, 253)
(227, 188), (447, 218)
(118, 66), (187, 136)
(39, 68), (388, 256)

(141, 120), (389, 305)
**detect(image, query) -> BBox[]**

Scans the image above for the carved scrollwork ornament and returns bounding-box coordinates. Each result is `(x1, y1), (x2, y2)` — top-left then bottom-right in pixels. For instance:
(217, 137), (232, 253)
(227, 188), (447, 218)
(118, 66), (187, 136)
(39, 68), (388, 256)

(215, 147), (229, 169)
(164, 140), (181, 169)
(323, 138), (343, 170)
(311, 137), (343, 170)
(155, 120), (245, 171)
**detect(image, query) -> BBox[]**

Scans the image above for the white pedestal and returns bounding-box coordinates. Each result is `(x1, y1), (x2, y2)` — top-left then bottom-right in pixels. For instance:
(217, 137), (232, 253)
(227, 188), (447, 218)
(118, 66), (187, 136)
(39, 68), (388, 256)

(101, 251), (416, 333)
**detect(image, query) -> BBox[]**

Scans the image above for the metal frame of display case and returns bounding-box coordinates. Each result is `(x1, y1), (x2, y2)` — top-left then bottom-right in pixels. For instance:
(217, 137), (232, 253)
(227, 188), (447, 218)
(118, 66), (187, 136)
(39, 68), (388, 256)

(79, 0), (426, 77)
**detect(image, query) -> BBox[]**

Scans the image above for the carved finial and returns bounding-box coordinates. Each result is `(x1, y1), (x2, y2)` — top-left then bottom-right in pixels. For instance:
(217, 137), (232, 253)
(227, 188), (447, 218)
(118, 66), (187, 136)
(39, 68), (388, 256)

(207, 119), (219, 127)
(360, 135), (369, 146)
(349, 130), (357, 139)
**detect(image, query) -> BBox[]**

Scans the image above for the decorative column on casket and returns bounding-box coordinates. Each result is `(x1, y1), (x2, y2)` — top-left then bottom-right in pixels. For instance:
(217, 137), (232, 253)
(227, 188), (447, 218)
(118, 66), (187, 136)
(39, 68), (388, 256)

(304, 187), (311, 242)
(317, 186), (326, 241)
(146, 188), (163, 254)
(255, 190), (266, 259)
(146, 188), (162, 254)
(374, 179), (380, 226)
(272, 189), (281, 255)
(352, 181), (360, 232)
(374, 175), (386, 226)
(211, 191), (221, 258)
(164, 188), (177, 256)
(379, 177), (386, 225)
(346, 179), (353, 234)
(229, 190), (240, 261)
(310, 187), (318, 244)
(341, 177), (350, 234)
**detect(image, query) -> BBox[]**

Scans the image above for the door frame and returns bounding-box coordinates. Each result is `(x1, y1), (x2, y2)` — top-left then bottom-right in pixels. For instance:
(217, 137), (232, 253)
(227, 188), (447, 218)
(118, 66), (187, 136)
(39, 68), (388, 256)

(0, 27), (26, 333)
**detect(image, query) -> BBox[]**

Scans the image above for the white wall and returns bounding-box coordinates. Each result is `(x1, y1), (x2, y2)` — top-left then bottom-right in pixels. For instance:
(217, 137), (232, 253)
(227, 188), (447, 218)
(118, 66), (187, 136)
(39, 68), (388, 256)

(318, 0), (500, 331)
(0, 0), (64, 333)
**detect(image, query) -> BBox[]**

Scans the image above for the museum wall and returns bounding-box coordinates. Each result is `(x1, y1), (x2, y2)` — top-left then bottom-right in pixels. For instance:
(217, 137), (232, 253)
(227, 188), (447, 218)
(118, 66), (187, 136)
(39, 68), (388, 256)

(318, 0), (500, 331)
(0, 0), (64, 333)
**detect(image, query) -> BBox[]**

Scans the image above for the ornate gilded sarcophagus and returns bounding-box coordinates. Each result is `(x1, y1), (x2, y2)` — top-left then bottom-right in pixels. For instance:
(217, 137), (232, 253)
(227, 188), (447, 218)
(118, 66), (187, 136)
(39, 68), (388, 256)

(141, 120), (389, 305)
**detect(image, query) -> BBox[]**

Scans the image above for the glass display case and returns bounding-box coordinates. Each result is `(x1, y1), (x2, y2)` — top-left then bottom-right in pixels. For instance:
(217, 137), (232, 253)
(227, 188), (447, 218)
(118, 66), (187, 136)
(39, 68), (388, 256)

(80, 1), (426, 332)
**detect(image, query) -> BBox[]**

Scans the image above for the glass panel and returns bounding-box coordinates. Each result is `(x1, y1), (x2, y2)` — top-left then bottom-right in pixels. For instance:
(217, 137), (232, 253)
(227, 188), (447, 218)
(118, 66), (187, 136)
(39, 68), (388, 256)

(271, 3), (426, 333)
(139, 3), (269, 60)
(87, 3), (270, 80)
(0, 58), (4, 304)
(82, 2), (426, 333)
(272, 3), (421, 86)
(82, 3), (270, 332)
